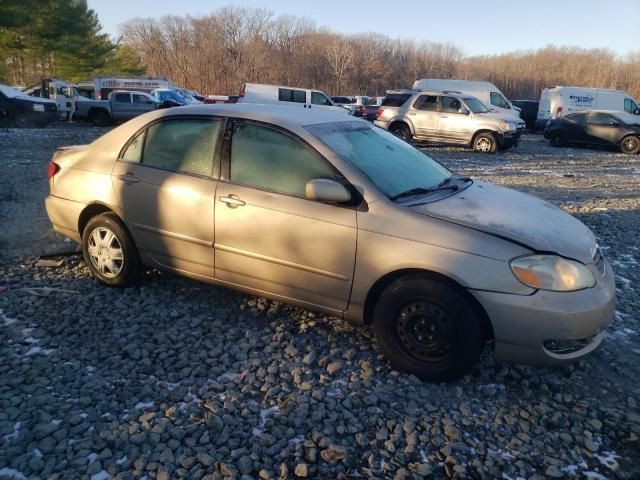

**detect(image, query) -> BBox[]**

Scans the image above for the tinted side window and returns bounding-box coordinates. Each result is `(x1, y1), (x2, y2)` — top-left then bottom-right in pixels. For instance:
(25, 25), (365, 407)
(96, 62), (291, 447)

(381, 94), (411, 107)
(114, 93), (131, 103)
(490, 92), (509, 108)
(133, 94), (151, 104)
(142, 119), (221, 176)
(441, 96), (463, 113)
(230, 123), (337, 197)
(278, 88), (306, 103)
(413, 95), (438, 111)
(311, 92), (332, 106)
(567, 113), (587, 126)
(588, 112), (616, 125)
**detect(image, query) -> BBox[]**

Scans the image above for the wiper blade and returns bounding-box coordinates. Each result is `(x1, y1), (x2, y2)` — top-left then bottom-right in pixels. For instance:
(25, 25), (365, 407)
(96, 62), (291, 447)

(391, 176), (472, 201)
(390, 187), (435, 201)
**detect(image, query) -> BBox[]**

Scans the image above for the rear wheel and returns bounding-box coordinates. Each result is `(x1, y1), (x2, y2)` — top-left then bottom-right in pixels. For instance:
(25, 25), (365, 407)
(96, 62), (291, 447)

(390, 123), (412, 143)
(90, 109), (110, 127)
(372, 275), (485, 382)
(473, 132), (497, 153)
(549, 131), (567, 147)
(620, 135), (640, 154)
(82, 213), (139, 287)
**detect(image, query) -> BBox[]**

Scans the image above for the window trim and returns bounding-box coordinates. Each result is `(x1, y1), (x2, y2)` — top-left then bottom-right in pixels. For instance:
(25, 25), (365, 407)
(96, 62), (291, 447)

(220, 118), (363, 208)
(116, 114), (226, 180)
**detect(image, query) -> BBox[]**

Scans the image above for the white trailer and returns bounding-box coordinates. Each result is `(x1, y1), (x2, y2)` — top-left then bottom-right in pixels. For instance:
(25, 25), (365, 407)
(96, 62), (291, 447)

(80, 76), (174, 101)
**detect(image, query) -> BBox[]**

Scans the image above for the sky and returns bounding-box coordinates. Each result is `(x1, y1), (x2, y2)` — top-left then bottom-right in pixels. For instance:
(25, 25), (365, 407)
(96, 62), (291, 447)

(88, 0), (640, 57)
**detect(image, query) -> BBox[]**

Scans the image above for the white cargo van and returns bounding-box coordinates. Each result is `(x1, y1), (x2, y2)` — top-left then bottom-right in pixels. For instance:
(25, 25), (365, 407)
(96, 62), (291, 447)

(238, 83), (347, 113)
(536, 86), (640, 129)
(412, 79), (520, 120)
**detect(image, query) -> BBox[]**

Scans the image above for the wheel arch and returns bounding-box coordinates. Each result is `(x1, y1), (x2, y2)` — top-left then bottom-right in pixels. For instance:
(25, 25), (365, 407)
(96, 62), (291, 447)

(471, 129), (498, 144)
(388, 119), (415, 136)
(362, 268), (494, 341)
(78, 202), (123, 238)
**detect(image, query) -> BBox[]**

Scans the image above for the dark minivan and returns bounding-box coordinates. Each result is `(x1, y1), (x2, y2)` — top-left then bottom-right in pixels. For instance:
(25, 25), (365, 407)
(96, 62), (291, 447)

(544, 110), (640, 154)
(0, 83), (58, 128)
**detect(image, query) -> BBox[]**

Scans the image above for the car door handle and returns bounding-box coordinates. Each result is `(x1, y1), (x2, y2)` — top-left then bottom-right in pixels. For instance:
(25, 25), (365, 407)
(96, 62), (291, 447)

(116, 173), (139, 184)
(409, 112), (416, 116)
(219, 195), (246, 208)
(440, 115), (448, 118)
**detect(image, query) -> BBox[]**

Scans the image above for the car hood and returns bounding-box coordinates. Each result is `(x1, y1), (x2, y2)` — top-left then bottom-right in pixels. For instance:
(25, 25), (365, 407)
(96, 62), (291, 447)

(410, 181), (597, 264)
(477, 111), (523, 123)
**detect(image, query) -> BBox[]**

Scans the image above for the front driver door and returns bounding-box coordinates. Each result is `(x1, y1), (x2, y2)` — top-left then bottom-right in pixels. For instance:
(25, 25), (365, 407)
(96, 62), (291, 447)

(111, 116), (223, 278)
(214, 120), (357, 313)
(437, 96), (473, 142)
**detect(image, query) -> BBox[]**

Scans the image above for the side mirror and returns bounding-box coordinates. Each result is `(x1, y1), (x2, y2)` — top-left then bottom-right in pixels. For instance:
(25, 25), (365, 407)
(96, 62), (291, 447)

(305, 179), (351, 203)
(458, 107), (469, 115)
(610, 121), (619, 126)
(635, 108), (640, 115)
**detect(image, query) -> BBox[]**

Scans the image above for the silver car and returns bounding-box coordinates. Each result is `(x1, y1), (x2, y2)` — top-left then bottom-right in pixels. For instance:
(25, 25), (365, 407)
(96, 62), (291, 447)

(375, 90), (526, 153)
(45, 104), (614, 381)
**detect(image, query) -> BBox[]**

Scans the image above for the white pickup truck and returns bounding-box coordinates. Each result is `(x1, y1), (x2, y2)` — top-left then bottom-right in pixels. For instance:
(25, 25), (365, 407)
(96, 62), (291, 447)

(74, 91), (159, 126)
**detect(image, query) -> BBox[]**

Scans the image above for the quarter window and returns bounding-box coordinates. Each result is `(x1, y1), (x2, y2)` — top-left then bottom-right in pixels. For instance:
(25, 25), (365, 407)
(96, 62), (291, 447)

(230, 123), (337, 197)
(413, 95), (438, 111)
(278, 88), (306, 103)
(490, 92), (509, 109)
(139, 119), (221, 176)
(121, 132), (145, 162)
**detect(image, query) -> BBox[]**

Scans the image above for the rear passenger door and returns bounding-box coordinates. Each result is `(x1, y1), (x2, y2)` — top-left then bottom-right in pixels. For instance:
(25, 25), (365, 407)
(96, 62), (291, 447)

(410, 95), (439, 139)
(111, 116), (223, 277)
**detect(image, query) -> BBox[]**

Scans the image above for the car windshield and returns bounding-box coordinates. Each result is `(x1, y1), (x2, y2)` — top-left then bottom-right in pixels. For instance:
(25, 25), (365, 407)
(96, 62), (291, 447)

(308, 122), (451, 199)
(463, 97), (489, 113)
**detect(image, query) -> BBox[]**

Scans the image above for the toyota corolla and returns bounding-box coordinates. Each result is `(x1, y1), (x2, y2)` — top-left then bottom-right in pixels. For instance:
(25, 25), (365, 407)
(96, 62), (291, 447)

(45, 104), (615, 381)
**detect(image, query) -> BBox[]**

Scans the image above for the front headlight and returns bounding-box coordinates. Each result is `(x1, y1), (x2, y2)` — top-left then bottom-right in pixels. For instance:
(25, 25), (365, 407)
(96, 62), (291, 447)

(32, 103), (45, 112)
(510, 255), (595, 291)
(498, 121), (516, 131)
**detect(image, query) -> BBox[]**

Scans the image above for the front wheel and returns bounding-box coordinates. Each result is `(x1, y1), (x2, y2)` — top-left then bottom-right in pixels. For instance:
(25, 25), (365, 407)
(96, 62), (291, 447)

(82, 213), (140, 287)
(620, 135), (640, 154)
(372, 276), (485, 382)
(473, 132), (497, 153)
(90, 110), (110, 127)
(14, 113), (34, 128)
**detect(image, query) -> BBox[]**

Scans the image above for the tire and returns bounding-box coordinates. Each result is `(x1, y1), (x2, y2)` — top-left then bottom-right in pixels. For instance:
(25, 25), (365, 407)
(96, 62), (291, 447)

(372, 275), (485, 382)
(14, 113), (33, 128)
(549, 131), (567, 147)
(620, 135), (640, 154)
(82, 213), (140, 287)
(90, 110), (110, 127)
(473, 132), (497, 153)
(390, 123), (412, 143)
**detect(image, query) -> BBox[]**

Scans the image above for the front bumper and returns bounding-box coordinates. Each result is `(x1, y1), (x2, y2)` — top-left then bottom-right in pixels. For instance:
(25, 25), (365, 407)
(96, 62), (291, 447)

(471, 260), (615, 366)
(498, 129), (522, 148)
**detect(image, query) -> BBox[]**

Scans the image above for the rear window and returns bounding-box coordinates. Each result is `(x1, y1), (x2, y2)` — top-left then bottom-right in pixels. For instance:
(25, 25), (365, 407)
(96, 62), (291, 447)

(114, 93), (130, 103)
(381, 94), (412, 107)
(279, 88), (306, 103)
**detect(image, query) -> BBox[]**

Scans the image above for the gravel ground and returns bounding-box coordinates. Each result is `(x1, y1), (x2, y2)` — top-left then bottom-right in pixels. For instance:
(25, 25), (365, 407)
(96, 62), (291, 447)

(0, 126), (639, 480)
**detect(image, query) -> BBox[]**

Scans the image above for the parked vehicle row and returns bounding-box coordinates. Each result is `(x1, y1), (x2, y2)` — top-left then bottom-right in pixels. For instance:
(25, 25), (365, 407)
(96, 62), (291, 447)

(544, 110), (640, 154)
(45, 103), (615, 382)
(375, 89), (525, 152)
(331, 95), (379, 120)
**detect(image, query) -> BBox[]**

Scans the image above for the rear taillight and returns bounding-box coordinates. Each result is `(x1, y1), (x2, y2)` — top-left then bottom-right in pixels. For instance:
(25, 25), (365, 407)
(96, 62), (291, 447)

(239, 84), (246, 98)
(48, 161), (60, 179)
(376, 108), (384, 118)
(556, 106), (563, 118)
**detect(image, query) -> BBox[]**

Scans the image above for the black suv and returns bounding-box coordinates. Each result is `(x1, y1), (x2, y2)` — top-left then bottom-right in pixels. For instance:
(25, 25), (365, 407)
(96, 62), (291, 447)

(512, 100), (539, 131)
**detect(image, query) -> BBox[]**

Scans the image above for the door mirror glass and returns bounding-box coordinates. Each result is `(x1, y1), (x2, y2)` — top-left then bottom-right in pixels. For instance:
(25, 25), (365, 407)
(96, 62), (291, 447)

(458, 107), (469, 115)
(305, 179), (351, 203)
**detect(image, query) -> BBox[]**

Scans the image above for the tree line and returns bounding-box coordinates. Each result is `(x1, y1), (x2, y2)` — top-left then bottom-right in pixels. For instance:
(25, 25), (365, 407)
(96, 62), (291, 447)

(2, 4), (639, 102)
(121, 7), (640, 100)
(0, 0), (144, 86)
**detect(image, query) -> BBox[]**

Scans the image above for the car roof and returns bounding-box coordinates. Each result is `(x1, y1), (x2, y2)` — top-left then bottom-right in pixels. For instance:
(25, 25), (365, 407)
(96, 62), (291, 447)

(161, 103), (358, 127)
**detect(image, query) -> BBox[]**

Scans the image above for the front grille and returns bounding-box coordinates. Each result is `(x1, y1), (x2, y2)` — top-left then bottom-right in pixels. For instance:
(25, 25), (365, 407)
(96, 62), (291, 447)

(593, 248), (605, 275)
